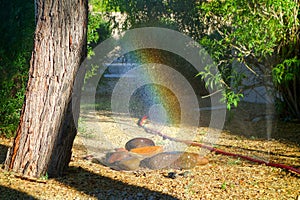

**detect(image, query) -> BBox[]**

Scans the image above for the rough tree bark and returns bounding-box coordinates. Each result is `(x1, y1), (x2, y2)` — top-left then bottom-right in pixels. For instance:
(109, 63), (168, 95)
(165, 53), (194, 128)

(4, 0), (88, 178)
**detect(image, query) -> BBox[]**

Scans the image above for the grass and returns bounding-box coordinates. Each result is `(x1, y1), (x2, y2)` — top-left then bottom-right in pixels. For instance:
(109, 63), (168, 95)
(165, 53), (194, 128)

(227, 158), (241, 165)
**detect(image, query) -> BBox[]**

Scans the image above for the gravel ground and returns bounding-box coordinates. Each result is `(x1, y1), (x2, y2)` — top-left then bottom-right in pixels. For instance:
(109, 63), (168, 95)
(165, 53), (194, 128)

(0, 97), (300, 199)
(1, 103), (300, 199)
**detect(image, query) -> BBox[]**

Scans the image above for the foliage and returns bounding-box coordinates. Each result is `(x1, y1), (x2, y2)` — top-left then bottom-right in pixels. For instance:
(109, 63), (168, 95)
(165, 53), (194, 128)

(89, 0), (111, 12)
(1, 0), (298, 139)
(0, 0), (35, 137)
(103, 0), (210, 97)
(87, 12), (111, 57)
(105, 0), (300, 118)
(199, 0), (300, 118)
(272, 58), (300, 119)
(39, 172), (49, 180)
(105, 0), (243, 109)
(85, 3), (112, 80)
(0, 1), (111, 137)
(106, 0), (203, 34)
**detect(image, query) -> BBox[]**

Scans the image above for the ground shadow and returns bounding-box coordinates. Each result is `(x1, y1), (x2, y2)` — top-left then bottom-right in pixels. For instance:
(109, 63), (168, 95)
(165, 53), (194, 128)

(0, 140), (178, 199)
(0, 143), (9, 164)
(0, 185), (38, 200)
(56, 166), (179, 200)
(224, 102), (300, 145)
(216, 143), (300, 160)
(225, 115), (300, 145)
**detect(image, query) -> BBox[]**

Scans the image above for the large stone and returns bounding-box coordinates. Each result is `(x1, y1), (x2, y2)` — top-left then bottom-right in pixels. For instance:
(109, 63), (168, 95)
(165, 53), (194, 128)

(116, 157), (141, 171)
(106, 151), (130, 164)
(125, 137), (155, 151)
(130, 146), (163, 157)
(140, 152), (209, 170)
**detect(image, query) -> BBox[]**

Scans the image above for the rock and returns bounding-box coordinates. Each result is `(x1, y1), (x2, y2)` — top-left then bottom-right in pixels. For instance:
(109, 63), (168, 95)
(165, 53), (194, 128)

(106, 151), (131, 164)
(83, 154), (94, 160)
(175, 152), (209, 169)
(130, 146), (163, 157)
(117, 157), (141, 171)
(140, 152), (179, 169)
(179, 171), (192, 177)
(91, 157), (102, 164)
(114, 147), (127, 152)
(167, 172), (177, 179)
(140, 152), (209, 170)
(125, 137), (155, 151)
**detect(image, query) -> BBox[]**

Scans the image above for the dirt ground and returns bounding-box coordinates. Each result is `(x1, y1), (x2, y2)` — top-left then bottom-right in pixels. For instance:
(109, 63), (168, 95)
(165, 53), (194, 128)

(0, 102), (300, 200)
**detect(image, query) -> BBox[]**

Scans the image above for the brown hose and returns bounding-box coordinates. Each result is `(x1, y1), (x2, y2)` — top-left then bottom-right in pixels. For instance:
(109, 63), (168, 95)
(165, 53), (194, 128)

(138, 115), (300, 175)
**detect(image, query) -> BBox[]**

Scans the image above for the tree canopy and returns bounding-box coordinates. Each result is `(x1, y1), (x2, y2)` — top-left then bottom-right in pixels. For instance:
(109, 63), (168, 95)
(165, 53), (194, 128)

(104, 0), (300, 119)
(0, 0), (299, 139)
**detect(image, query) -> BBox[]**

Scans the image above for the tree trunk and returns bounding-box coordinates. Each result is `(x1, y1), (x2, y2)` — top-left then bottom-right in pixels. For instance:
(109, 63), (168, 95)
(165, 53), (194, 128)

(4, 0), (87, 178)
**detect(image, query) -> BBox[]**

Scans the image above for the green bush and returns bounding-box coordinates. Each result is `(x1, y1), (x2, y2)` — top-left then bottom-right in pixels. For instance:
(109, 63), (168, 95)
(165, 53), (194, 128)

(0, 1), (112, 138)
(199, 0), (300, 118)
(0, 0), (35, 137)
(88, 12), (111, 57)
